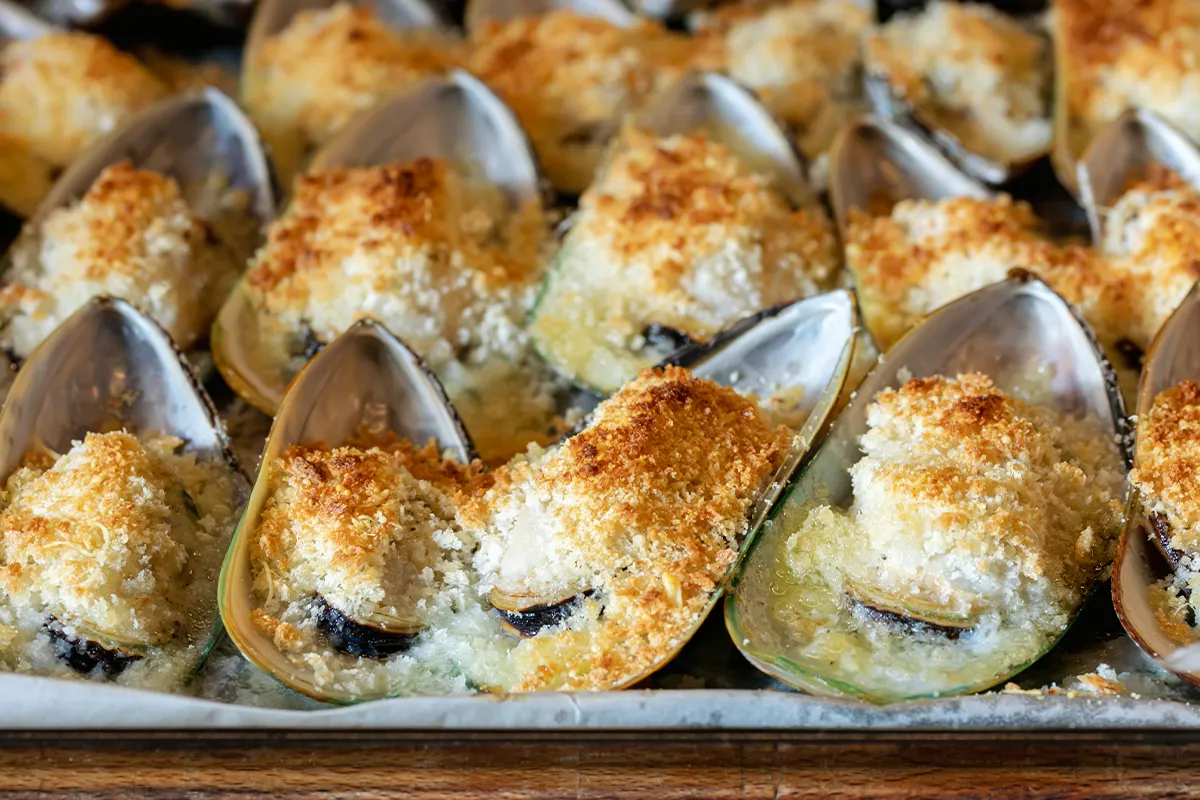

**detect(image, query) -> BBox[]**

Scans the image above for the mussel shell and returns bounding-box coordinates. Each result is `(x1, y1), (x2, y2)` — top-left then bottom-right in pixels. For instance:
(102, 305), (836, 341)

(0, 0), (53, 42)
(14, 88), (276, 263)
(219, 320), (475, 703)
(1077, 109), (1200, 247)
(633, 70), (817, 210)
(213, 69), (542, 416)
(726, 272), (1130, 703)
(0, 296), (247, 675)
(1113, 282), (1200, 687)
(21, 0), (125, 27)
(828, 115), (991, 235)
(463, 0), (635, 34)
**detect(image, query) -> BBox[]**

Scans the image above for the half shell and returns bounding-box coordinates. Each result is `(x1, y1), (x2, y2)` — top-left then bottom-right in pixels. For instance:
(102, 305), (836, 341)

(495, 290), (860, 637)
(219, 320), (475, 704)
(529, 71), (825, 395)
(0, 0), (52, 41)
(1112, 283), (1200, 687)
(213, 69), (541, 416)
(464, 0), (635, 34)
(0, 295), (247, 680)
(20, 0), (125, 27)
(727, 272), (1130, 703)
(1077, 109), (1200, 247)
(862, 8), (1051, 185)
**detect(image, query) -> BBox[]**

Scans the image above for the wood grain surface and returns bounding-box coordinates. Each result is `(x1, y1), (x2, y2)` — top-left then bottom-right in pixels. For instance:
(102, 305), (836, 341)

(0, 730), (1197, 799)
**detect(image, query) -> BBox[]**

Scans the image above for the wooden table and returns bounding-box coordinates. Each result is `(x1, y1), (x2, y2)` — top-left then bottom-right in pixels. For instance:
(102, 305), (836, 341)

(0, 730), (1194, 798)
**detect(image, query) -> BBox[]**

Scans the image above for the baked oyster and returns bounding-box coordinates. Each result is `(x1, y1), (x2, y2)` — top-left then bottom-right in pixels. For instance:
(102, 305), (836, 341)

(214, 71), (562, 464)
(863, 0), (1051, 184)
(0, 89), (275, 370)
(688, 0), (874, 189)
(221, 292), (856, 702)
(530, 72), (838, 394)
(465, 0), (696, 195)
(0, 6), (171, 217)
(1052, 0), (1200, 195)
(728, 273), (1129, 703)
(0, 297), (246, 689)
(242, 0), (459, 185)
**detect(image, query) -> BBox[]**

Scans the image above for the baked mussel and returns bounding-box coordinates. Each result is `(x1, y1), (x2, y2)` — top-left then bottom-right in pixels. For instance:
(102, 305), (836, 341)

(862, 0), (1051, 184)
(1113, 284), (1200, 687)
(0, 88), (276, 375)
(221, 291), (857, 702)
(530, 70), (838, 395)
(727, 273), (1130, 703)
(213, 69), (562, 464)
(0, 296), (247, 688)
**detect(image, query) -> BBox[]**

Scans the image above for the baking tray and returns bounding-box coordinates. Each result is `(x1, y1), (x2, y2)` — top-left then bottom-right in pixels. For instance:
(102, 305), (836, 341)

(2, 0), (1199, 732)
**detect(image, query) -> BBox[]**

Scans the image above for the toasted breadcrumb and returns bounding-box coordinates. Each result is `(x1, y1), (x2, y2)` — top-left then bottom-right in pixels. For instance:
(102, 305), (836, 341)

(775, 373), (1124, 699)
(0, 33), (169, 168)
(0, 162), (238, 358)
(0, 134), (55, 218)
(251, 439), (479, 653)
(1132, 381), (1200, 559)
(1055, 0), (1200, 161)
(0, 431), (239, 684)
(465, 366), (791, 691)
(691, 0), (871, 178)
(244, 3), (460, 182)
(467, 10), (696, 194)
(244, 157), (559, 463)
(865, 1), (1051, 165)
(531, 127), (838, 391)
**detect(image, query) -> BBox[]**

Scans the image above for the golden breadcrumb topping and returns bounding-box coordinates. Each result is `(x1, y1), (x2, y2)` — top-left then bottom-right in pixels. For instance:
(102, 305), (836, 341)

(844, 196), (1106, 349)
(1055, 0), (1200, 161)
(1094, 181), (1200, 349)
(865, 1), (1050, 165)
(244, 2), (461, 182)
(0, 431), (239, 650)
(467, 10), (696, 194)
(1132, 380), (1200, 556)
(787, 373), (1123, 619)
(531, 127), (837, 392)
(242, 157), (557, 464)
(251, 439), (479, 650)
(0, 162), (237, 358)
(691, 0), (872, 169)
(0, 133), (54, 218)
(0, 32), (169, 168)
(465, 366), (791, 691)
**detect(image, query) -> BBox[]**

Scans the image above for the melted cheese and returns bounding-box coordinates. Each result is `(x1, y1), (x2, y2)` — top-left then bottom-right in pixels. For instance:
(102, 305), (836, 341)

(0, 162), (237, 358)
(865, 1), (1051, 164)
